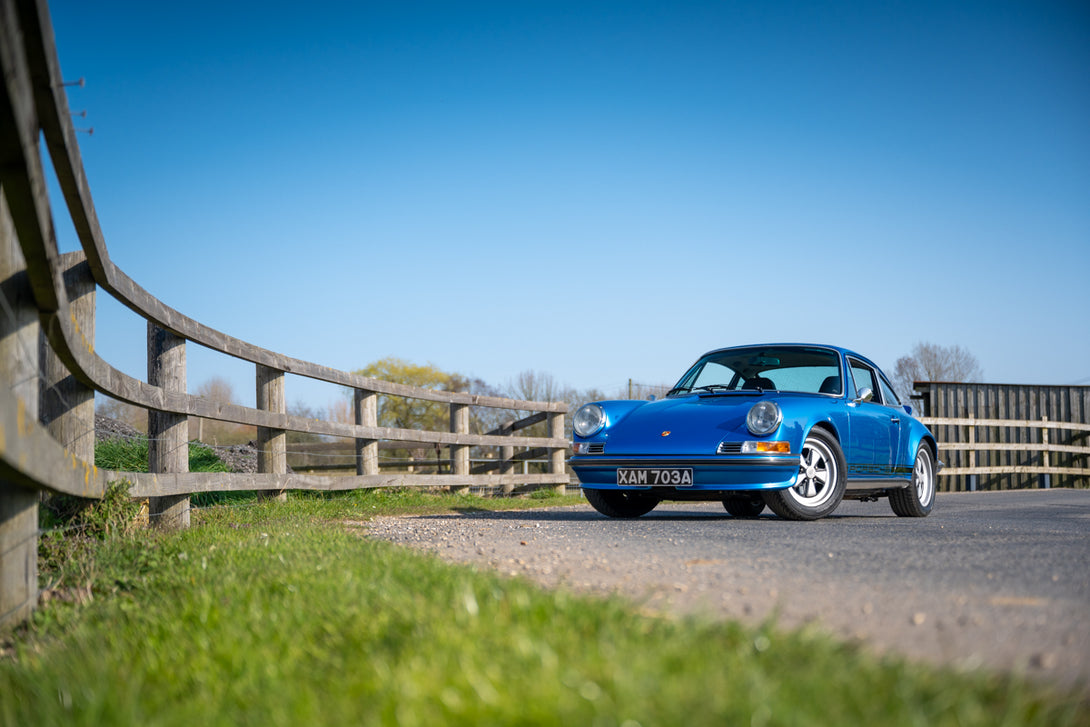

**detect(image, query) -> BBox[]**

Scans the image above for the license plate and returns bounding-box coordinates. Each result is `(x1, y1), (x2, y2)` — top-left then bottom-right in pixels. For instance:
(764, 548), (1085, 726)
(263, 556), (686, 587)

(617, 468), (694, 486)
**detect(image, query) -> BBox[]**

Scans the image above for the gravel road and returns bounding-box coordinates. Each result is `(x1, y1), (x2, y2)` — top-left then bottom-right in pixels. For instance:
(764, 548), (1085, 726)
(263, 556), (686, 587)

(363, 489), (1090, 689)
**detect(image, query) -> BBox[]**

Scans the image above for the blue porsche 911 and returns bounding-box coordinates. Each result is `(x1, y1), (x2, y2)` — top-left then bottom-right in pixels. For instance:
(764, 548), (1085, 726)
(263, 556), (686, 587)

(569, 344), (940, 521)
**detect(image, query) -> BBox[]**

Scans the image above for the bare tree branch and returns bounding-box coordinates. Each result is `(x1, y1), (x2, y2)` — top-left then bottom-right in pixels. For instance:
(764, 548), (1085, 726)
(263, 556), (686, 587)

(893, 341), (983, 401)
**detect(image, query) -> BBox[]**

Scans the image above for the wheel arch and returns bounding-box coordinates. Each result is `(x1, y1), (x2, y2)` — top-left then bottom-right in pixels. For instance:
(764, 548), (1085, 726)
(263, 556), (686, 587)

(806, 420), (842, 446)
(921, 434), (939, 464)
(908, 429), (939, 465)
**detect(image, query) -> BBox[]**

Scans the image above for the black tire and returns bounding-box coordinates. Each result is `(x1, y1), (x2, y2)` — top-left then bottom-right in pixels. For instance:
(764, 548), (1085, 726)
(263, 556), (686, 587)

(722, 494), (766, 517)
(584, 488), (659, 518)
(762, 428), (846, 521)
(889, 444), (936, 517)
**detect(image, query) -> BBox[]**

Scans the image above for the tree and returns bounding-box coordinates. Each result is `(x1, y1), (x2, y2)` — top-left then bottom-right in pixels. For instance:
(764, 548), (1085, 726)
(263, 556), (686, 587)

(354, 357), (466, 432)
(504, 370), (611, 440)
(508, 370), (564, 405)
(351, 358), (505, 432)
(892, 342), (983, 401)
(351, 358), (508, 471)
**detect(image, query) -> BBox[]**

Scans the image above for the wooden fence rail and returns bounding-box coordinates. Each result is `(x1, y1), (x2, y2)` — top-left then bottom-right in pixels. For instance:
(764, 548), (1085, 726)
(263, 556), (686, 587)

(920, 416), (1090, 491)
(0, 0), (569, 627)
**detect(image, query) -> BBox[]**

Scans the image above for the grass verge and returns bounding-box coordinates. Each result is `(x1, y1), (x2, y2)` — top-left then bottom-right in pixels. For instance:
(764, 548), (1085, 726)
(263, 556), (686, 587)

(94, 437), (230, 475)
(3, 490), (1086, 726)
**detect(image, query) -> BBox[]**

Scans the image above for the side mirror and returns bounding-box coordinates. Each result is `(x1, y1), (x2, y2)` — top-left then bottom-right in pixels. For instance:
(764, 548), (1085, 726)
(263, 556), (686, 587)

(852, 387), (874, 405)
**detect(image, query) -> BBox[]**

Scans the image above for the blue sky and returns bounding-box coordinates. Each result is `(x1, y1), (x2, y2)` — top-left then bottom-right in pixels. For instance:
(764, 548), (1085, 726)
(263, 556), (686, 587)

(45, 1), (1090, 409)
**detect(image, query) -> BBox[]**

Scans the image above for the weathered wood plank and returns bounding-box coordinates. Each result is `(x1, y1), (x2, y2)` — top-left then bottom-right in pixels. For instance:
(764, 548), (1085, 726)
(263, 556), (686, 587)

(938, 466), (1089, 477)
(119, 471), (572, 498)
(471, 448), (548, 474)
(0, 0), (63, 315)
(0, 374), (106, 500)
(922, 417), (1090, 432)
(486, 412), (547, 435)
(938, 442), (1090, 454)
(0, 174), (41, 628)
(449, 403), (470, 493)
(38, 309), (568, 447)
(354, 388), (379, 476)
(147, 323), (189, 529)
(40, 318), (571, 449)
(256, 364), (287, 502)
(39, 251), (95, 460)
(548, 411), (567, 494)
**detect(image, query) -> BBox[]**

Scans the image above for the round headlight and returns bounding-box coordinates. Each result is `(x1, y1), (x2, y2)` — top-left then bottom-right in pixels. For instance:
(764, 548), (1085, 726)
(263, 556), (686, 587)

(573, 404), (607, 437)
(746, 401), (782, 436)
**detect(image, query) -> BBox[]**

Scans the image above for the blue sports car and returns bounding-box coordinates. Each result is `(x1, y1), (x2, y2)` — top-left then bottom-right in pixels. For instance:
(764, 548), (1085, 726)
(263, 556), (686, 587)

(570, 344), (939, 521)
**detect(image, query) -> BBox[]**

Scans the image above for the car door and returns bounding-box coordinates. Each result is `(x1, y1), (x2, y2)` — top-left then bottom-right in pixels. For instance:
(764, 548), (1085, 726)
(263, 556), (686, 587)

(876, 372), (911, 476)
(846, 359), (901, 478)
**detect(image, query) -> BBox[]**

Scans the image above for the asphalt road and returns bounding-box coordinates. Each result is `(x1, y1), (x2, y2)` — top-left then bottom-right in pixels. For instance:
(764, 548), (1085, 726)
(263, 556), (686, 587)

(364, 489), (1090, 688)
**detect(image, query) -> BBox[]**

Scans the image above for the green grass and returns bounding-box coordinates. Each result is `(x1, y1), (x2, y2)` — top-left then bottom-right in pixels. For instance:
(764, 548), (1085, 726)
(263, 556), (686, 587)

(4, 491), (1086, 727)
(93, 436), (242, 507)
(94, 436), (230, 474)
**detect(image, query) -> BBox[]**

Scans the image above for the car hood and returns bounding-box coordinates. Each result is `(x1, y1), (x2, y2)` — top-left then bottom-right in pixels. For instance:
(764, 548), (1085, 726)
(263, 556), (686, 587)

(603, 394), (763, 455)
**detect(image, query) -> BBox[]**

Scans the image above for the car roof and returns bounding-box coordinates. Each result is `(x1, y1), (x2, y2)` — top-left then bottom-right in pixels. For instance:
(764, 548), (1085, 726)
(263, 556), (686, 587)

(697, 343), (882, 370)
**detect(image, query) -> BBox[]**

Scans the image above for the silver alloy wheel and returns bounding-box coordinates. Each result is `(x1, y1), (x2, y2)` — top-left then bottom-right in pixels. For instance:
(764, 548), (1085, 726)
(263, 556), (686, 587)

(913, 446), (935, 507)
(788, 436), (839, 508)
(889, 444), (936, 517)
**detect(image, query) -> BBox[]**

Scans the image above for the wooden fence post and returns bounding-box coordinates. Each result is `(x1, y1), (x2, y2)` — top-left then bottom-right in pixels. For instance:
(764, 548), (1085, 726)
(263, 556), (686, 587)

(500, 420), (515, 494)
(967, 416), (976, 492)
(354, 389), (379, 476)
(39, 252), (95, 461)
(1040, 417), (1051, 490)
(147, 322), (189, 529)
(0, 192), (40, 626)
(450, 403), (469, 494)
(256, 365), (287, 502)
(548, 411), (566, 495)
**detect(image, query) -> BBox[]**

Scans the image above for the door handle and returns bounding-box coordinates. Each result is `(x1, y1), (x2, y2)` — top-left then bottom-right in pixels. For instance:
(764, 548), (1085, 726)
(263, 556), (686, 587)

(890, 417), (900, 424)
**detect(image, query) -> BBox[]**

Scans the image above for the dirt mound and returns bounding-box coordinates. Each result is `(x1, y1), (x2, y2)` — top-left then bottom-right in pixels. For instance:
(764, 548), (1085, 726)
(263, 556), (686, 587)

(94, 414), (143, 442)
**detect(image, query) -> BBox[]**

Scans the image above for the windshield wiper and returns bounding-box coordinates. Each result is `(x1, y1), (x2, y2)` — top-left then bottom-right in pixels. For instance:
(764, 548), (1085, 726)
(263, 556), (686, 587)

(668, 384), (740, 396)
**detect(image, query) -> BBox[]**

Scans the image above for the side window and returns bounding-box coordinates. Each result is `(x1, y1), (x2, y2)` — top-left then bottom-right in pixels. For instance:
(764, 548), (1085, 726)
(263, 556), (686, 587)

(849, 360), (879, 401)
(878, 375), (900, 407)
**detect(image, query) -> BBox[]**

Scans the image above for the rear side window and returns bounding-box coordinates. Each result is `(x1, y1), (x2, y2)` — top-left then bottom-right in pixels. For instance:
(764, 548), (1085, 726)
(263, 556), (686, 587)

(849, 360), (878, 398)
(878, 375), (900, 406)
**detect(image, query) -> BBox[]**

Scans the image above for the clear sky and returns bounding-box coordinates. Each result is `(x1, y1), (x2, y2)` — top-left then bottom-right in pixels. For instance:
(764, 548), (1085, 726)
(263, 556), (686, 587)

(45, 0), (1090, 409)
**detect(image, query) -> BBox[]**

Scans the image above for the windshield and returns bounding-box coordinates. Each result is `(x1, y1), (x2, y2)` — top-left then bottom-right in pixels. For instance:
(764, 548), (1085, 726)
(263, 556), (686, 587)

(669, 346), (843, 396)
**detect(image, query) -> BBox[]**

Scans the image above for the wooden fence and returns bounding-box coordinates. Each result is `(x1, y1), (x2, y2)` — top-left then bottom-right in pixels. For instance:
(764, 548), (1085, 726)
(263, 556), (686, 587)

(287, 435), (554, 481)
(0, 0), (568, 627)
(915, 382), (1090, 491)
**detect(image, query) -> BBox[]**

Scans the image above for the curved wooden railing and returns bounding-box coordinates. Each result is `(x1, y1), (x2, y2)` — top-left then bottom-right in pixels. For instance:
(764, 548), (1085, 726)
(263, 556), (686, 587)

(0, 0), (567, 626)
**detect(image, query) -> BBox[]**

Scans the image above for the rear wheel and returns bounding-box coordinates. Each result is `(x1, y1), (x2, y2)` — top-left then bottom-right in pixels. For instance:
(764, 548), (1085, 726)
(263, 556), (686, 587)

(584, 489), (659, 518)
(889, 444), (935, 517)
(723, 494), (766, 517)
(763, 428), (846, 521)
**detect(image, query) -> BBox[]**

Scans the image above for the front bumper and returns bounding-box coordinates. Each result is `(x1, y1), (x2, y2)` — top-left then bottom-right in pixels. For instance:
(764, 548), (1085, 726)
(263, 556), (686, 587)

(569, 454), (800, 491)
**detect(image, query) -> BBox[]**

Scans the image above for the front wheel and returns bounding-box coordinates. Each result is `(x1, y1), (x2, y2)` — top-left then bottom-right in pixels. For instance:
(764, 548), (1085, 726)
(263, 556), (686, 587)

(723, 494), (766, 518)
(889, 444), (936, 517)
(763, 429), (846, 521)
(584, 489), (659, 518)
